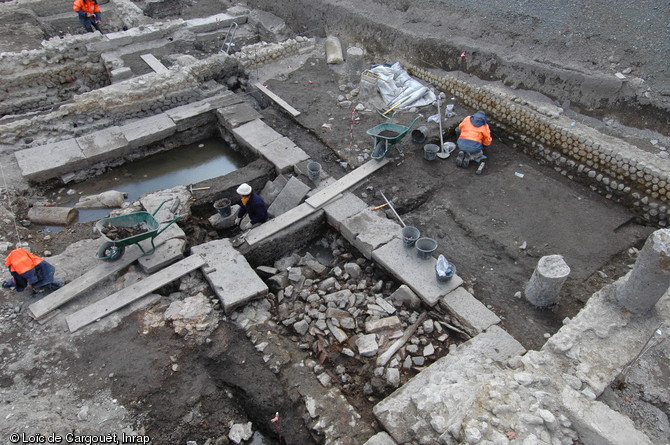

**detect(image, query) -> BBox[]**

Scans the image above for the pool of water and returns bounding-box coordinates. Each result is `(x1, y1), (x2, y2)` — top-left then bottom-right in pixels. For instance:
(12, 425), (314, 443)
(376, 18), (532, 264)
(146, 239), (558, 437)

(51, 137), (245, 226)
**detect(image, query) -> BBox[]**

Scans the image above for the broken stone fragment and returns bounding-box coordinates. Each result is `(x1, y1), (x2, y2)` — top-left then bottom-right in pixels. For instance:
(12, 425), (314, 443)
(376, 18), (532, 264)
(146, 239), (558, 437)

(356, 333), (378, 357)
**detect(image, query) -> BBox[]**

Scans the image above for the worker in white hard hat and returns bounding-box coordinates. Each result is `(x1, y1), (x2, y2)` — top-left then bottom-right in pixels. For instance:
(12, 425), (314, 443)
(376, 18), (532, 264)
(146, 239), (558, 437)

(234, 183), (268, 230)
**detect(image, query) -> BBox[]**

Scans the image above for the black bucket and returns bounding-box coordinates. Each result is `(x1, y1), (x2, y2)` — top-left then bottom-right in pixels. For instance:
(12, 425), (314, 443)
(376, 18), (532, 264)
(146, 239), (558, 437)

(213, 198), (232, 217)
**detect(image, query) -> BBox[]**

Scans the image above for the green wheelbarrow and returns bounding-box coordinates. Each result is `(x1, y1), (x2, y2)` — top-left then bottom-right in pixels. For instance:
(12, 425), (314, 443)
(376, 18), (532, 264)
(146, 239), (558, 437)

(95, 200), (181, 261)
(367, 116), (420, 159)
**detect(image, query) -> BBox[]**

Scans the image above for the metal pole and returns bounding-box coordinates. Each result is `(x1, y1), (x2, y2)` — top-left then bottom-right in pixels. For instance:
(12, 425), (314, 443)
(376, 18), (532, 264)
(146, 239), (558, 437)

(380, 191), (405, 227)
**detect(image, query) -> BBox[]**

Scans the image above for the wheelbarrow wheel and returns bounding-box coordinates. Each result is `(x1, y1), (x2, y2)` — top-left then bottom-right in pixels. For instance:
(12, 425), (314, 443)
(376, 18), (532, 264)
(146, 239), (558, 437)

(98, 242), (125, 261)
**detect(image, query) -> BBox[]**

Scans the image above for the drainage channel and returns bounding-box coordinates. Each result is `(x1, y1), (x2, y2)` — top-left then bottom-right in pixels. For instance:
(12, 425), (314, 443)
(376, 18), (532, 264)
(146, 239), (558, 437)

(50, 137), (246, 227)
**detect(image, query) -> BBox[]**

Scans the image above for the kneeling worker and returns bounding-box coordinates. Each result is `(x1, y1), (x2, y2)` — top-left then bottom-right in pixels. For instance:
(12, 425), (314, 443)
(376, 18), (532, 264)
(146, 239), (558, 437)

(3, 248), (64, 293)
(456, 110), (492, 174)
(234, 183), (268, 231)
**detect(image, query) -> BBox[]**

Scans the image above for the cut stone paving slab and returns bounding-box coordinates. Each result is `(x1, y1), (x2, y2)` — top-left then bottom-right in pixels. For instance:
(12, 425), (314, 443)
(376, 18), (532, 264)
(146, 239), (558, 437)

(257, 137), (310, 174)
(184, 13), (247, 33)
(140, 53), (169, 74)
(267, 176), (311, 218)
(340, 208), (403, 259)
(191, 239), (268, 313)
(233, 119), (284, 152)
(120, 113), (176, 149)
(137, 238), (186, 274)
(216, 103), (263, 130)
(76, 126), (129, 164)
(373, 326), (525, 444)
(16, 138), (87, 182)
(253, 81), (301, 117)
(372, 238), (463, 307)
(323, 192), (369, 231)
(440, 287), (501, 336)
(165, 93), (240, 131)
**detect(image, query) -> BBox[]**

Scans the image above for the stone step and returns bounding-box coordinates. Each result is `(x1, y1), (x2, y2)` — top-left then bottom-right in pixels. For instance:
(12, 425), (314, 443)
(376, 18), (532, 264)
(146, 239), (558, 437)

(191, 239), (268, 313)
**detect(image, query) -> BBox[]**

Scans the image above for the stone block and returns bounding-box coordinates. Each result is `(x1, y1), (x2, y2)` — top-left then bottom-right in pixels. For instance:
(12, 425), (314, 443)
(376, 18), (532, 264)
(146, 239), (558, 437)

(110, 67), (133, 83)
(209, 204), (240, 229)
(356, 333), (378, 357)
(365, 316), (401, 333)
(372, 238), (462, 307)
(166, 94), (237, 132)
(364, 432), (397, 445)
(216, 103), (263, 130)
(140, 53), (169, 74)
(76, 126), (129, 164)
(120, 113), (177, 150)
(440, 287), (501, 336)
(260, 137), (311, 175)
(267, 176), (311, 218)
(137, 238), (186, 274)
(233, 119), (284, 153)
(323, 192), (368, 231)
(184, 13), (247, 33)
(260, 175), (289, 206)
(561, 388), (654, 445)
(389, 284), (422, 310)
(340, 209), (401, 259)
(191, 239), (268, 313)
(15, 138), (87, 182)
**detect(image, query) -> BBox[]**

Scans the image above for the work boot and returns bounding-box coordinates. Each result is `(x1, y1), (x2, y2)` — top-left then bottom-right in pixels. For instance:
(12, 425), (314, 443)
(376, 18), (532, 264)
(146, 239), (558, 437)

(456, 151), (465, 167)
(462, 155), (470, 168)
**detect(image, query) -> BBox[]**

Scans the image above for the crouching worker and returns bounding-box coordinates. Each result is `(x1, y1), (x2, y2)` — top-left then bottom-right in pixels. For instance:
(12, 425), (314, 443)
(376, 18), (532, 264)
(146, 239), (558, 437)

(456, 111), (492, 174)
(3, 248), (64, 293)
(73, 0), (102, 33)
(234, 183), (268, 231)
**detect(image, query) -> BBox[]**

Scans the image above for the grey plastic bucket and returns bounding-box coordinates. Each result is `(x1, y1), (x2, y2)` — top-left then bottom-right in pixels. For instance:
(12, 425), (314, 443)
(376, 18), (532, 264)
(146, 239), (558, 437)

(308, 161), (322, 181)
(411, 126), (428, 144)
(423, 144), (439, 161)
(213, 198), (232, 217)
(402, 226), (420, 247)
(415, 237), (438, 259)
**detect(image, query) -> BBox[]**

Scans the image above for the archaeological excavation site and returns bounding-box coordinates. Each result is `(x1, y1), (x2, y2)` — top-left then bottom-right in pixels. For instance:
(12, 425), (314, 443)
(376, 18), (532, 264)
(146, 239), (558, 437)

(1, 0), (669, 444)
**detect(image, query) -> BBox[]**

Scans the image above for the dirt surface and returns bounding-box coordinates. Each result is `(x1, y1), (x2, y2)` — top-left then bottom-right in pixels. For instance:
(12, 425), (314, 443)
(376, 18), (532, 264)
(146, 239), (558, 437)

(1, 0), (669, 444)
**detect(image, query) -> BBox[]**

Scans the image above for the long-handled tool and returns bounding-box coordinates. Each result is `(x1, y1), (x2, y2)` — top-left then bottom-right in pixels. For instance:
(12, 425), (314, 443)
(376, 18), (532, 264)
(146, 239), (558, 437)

(380, 191), (405, 227)
(436, 92), (450, 159)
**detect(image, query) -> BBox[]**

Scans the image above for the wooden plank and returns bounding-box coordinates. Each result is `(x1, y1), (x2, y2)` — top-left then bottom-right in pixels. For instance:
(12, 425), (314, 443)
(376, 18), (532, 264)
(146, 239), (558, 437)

(305, 159), (389, 209)
(140, 54), (169, 74)
(245, 202), (317, 246)
(28, 245), (148, 320)
(65, 254), (206, 332)
(253, 81), (301, 117)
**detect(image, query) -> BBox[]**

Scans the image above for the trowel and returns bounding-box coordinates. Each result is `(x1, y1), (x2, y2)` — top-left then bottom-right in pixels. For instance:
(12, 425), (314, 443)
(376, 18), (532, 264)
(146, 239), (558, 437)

(435, 93), (451, 159)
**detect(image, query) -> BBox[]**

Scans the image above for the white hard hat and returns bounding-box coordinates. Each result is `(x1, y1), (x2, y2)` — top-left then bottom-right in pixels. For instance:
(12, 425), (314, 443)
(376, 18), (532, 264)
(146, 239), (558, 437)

(236, 183), (252, 195)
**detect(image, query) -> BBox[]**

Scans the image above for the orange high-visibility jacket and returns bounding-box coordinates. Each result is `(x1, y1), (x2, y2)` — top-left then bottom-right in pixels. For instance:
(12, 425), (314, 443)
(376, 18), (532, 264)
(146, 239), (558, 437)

(5, 248), (44, 275)
(73, 0), (100, 14)
(458, 117), (492, 146)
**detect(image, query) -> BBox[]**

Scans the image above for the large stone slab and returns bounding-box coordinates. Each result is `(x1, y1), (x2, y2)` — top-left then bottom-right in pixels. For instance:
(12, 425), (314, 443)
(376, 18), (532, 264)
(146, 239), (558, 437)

(373, 326), (525, 444)
(216, 103), (263, 130)
(323, 192), (369, 231)
(372, 238), (462, 306)
(258, 137), (310, 174)
(140, 53), (169, 73)
(340, 209), (402, 259)
(121, 113), (177, 149)
(76, 126), (129, 164)
(191, 239), (268, 313)
(363, 432), (397, 445)
(440, 287), (501, 336)
(561, 388), (654, 445)
(267, 176), (311, 218)
(245, 202), (318, 246)
(137, 238), (186, 274)
(15, 138), (87, 182)
(233, 119), (284, 152)
(166, 93), (239, 131)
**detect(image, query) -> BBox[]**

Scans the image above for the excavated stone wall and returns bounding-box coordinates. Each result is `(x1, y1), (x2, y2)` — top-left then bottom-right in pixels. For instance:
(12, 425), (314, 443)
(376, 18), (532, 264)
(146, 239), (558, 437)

(410, 66), (670, 225)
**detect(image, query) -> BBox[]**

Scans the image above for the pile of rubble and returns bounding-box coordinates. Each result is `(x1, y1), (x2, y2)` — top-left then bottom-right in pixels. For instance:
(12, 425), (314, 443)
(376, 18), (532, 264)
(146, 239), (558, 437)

(233, 231), (461, 398)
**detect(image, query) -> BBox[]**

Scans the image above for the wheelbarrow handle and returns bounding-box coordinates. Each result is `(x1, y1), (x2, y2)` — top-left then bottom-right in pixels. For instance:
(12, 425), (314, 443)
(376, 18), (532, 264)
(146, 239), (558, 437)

(151, 200), (169, 217)
(155, 214), (182, 237)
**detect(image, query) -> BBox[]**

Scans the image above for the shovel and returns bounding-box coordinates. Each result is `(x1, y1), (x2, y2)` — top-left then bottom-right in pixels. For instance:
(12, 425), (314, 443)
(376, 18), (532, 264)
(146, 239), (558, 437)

(435, 93), (450, 159)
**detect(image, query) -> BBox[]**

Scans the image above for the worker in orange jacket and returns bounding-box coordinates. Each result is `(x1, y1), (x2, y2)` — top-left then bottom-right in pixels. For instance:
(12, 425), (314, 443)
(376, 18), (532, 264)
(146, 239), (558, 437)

(455, 111), (492, 172)
(3, 248), (64, 293)
(73, 0), (102, 33)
